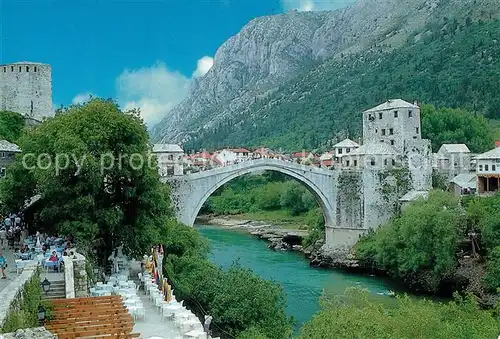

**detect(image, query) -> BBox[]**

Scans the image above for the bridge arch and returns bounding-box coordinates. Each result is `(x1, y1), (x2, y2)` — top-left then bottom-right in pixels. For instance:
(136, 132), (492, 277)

(184, 160), (336, 228)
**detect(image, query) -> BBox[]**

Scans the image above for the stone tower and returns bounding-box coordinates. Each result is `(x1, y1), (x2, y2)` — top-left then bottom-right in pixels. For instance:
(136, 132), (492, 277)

(0, 62), (53, 120)
(362, 99), (421, 153)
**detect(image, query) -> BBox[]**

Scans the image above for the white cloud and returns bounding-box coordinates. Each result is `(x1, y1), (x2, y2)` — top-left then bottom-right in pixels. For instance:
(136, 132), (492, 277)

(281, 0), (354, 11)
(116, 56), (213, 127)
(192, 56), (214, 78)
(72, 92), (93, 105)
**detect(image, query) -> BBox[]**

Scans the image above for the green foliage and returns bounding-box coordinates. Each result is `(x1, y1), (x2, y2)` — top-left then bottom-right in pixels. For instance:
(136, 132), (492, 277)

(204, 172), (319, 219)
(186, 20), (500, 151)
(0, 111), (24, 143)
(302, 208), (325, 248)
(1, 271), (53, 333)
(484, 246), (500, 292)
(432, 169), (449, 190)
(0, 99), (174, 265)
(421, 104), (494, 152)
(299, 288), (500, 339)
(356, 190), (464, 292)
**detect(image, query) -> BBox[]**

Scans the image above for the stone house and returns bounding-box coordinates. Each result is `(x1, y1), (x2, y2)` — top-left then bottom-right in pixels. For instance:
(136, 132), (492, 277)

(0, 140), (21, 177)
(475, 147), (500, 194)
(341, 143), (401, 169)
(152, 144), (184, 176)
(332, 138), (359, 161)
(435, 144), (472, 179)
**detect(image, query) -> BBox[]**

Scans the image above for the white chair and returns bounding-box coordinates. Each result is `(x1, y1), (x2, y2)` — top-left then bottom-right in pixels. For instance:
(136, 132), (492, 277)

(135, 305), (146, 321)
(15, 259), (25, 274)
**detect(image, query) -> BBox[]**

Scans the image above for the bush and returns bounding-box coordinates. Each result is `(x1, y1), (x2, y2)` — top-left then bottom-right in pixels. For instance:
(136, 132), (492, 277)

(299, 288), (500, 339)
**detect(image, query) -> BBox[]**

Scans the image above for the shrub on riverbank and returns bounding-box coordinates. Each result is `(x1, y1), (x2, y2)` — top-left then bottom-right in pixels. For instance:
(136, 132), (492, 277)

(355, 190), (466, 293)
(163, 222), (293, 338)
(299, 288), (500, 339)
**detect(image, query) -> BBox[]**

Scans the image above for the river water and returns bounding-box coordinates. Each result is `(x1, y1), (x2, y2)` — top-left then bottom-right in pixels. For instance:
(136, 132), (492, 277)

(197, 225), (401, 330)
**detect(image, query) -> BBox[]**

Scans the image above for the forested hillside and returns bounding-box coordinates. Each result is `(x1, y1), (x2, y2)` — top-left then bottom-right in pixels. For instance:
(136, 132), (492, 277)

(186, 19), (500, 151)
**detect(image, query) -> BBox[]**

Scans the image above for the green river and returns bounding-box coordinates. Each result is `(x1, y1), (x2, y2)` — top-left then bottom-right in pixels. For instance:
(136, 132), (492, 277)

(198, 225), (402, 329)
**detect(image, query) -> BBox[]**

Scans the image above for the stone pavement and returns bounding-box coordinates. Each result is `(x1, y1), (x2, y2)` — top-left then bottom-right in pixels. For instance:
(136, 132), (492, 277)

(0, 246), (25, 292)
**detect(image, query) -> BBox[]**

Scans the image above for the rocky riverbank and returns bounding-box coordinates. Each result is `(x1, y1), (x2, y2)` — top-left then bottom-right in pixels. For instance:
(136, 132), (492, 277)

(197, 215), (366, 271)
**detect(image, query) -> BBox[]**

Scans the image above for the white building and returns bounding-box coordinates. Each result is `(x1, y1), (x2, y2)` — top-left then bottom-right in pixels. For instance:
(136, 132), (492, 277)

(435, 144), (472, 178)
(332, 138), (359, 161)
(152, 144), (184, 176)
(475, 147), (500, 194)
(0, 140), (21, 178)
(362, 99), (421, 153)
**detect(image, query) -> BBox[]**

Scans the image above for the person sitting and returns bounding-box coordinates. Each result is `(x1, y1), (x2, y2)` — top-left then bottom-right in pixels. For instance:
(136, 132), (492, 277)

(65, 241), (71, 250)
(49, 251), (58, 262)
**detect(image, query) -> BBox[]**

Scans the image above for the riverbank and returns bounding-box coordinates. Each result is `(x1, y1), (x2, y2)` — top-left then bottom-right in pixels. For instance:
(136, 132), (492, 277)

(197, 215), (367, 272)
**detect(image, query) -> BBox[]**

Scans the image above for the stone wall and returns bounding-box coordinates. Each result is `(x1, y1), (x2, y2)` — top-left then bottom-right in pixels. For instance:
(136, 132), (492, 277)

(0, 327), (56, 339)
(63, 252), (88, 298)
(0, 263), (38, 328)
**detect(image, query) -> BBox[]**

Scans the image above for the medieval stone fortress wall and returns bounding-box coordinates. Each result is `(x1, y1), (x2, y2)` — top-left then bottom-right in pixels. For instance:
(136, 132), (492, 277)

(0, 62), (52, 121)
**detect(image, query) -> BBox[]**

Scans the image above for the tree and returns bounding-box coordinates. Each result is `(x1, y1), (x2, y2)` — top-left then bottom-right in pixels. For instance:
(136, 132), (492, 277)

(421, 104), (494, 153)
(356, 190), (465, 292)
(299, 288), (500, 339)
(0, 99), (173, 265)
(0, 111), (24, 142)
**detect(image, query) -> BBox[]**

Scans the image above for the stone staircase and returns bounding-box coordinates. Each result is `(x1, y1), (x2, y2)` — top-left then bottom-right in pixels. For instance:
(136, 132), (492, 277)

(42, 279), (66, 300)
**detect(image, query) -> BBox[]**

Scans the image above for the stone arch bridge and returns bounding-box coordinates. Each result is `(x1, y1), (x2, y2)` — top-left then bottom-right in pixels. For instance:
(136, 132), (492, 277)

(162, 159), (367, 250)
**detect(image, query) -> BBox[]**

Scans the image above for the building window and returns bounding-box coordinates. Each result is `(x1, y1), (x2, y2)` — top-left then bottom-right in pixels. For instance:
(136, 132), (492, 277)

(11, 66), (14, 72)
(34, 66), (37, 72)
(368, 114), (375, 121)
(167, 154), (174, 161)
(390, 140), (395, 146)
(416, 127), (419, 134)
(479, 165), (483, 171)
(346, 160), (350, 167)
(384, 159), (388, 166)
(0, 152), (4, 158)
(485, 164), (489, 171)
(392, 159), (396, 166)
(382, 129), (386, 136)
(378, 112), (382, 119)
(30, 100), (33, 114)
(354, 160), (358, 167)
(0, 168), (5, 177)
(338, 148), (343, 154)
(346, 148), (350, 153)
(493, 165), (496, 171)
(408, 110), (413, 117)
(375, 129), (378, 133)
(19, 66), (21, 72)
(394, 110), (398, 118)
(370, 158), (376, 166)
(389, 128), (394, 135)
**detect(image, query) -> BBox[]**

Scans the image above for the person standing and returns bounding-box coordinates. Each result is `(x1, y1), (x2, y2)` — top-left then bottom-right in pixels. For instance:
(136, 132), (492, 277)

(203, 315), (213, 339)
(0, 250), (7, 279)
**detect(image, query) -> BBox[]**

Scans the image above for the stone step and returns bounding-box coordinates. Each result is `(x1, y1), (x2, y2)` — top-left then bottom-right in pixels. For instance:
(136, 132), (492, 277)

(42, 294), (66, 300)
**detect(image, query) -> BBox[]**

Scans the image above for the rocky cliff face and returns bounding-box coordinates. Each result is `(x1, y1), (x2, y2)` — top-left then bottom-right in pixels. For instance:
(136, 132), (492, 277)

(152, 0), (499, 145)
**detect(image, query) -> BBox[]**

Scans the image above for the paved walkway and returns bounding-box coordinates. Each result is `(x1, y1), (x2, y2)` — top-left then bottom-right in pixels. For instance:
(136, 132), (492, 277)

(0, 246), (25, 292)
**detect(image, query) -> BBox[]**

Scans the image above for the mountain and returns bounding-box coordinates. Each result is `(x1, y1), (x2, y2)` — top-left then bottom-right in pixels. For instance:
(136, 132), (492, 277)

(152, 0), (500, 149)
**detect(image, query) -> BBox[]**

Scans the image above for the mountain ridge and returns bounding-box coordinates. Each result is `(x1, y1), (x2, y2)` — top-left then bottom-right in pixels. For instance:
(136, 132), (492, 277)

(152, 0), (500, 147)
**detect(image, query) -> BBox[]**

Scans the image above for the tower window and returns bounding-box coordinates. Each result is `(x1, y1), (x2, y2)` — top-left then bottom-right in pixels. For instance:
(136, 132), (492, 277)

(378, 112), (382, 119)
(389, 128), (394, 135)
(384, 159), (388, 166)
(3, 67), (5, 72)
(392, 159), (396, 166)
(11, 66), (14, 72)
(26, 66), (29, 72)
(408, 110), (413, 117)
(416, 127), (419, 134)
(375, 129), (378, 133)
(34, 66), (37, 72)
(382, 129), (386, 136)
(390, 140), (395, 146)
(30, 100), (33, 114)
(394, 110), (398, 118)
(19, 66), (21, 72)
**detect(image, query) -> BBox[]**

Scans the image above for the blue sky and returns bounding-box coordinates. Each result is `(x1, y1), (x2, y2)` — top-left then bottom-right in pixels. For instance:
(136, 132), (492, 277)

(0, 0), (354, 126)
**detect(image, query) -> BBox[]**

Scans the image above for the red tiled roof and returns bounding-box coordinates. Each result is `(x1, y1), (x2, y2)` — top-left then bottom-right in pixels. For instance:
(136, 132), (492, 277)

(191, 151), (212, 159)
(496, 141), (500, 147)
(292, 152), (310, 158)
(321, 160), (335, 167)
